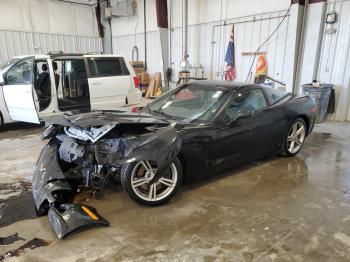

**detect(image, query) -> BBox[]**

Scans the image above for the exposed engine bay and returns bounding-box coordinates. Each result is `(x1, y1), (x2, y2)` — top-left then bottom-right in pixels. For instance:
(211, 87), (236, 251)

(32, 111), (182, 239)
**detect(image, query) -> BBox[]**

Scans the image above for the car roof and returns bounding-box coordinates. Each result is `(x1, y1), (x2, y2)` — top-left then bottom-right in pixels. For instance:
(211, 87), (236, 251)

(13, 53), (125, 60)
(187, 80), (251, 90)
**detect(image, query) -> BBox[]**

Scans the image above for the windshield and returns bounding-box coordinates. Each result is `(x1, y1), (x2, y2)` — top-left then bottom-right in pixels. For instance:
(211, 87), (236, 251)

(147, 84), (230, 122)
(0, 58), (21, 71)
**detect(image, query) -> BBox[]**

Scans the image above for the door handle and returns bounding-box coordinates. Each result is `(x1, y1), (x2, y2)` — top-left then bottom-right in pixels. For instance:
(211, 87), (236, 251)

(91, 81), (101, 85)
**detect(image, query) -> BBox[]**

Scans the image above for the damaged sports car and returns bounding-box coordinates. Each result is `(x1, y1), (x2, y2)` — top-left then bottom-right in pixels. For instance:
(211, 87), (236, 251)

(32, 81), (316, 238)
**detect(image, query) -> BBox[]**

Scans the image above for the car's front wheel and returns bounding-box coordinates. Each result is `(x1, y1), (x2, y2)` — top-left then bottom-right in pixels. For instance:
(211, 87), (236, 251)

(121, 158), (183, 206)
(281, 118), (307, 157)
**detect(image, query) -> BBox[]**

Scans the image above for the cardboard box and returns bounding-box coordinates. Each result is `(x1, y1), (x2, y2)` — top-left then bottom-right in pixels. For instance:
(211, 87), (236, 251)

(139, 72), (150, 84)
(129, 61), (145, 74)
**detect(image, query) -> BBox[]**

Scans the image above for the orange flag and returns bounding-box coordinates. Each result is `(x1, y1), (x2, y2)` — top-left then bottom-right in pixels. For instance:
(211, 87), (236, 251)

(255, 54), (268, 77)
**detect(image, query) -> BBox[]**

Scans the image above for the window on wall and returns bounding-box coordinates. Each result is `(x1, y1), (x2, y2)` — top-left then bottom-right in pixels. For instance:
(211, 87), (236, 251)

(87, 57), (129, 78)
(5, 59), (33, 85)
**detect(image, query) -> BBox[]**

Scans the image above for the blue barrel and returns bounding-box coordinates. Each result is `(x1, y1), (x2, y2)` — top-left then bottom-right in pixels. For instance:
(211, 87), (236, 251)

(302, 83), (333, 123)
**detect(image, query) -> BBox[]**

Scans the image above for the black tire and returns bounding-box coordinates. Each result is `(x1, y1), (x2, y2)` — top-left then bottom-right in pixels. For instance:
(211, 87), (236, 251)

(35, 202), (49, 216)
(280, 117), (307, 157)
(121, 158), (183, 206)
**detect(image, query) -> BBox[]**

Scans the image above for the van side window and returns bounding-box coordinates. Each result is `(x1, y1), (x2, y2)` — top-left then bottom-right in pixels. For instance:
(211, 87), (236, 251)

(88, 57), (129, 78)
(6, 59), (33, 85)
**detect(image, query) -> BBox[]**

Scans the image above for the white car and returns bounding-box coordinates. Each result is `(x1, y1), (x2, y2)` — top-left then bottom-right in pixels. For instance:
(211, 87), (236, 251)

(0, 53), (142, 126)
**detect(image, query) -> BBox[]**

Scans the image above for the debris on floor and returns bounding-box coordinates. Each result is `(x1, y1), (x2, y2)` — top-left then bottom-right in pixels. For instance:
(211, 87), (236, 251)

(0, 238), (53, 261)
(0, 233), (25, 246)
(48, 204), (109, 239)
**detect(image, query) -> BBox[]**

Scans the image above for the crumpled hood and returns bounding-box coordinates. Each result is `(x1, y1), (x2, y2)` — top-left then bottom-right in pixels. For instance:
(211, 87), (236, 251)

(45, 111), (168, 128)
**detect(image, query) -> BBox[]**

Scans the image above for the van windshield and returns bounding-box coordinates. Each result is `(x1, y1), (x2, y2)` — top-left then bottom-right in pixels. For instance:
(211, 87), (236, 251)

(0, 58), (21, 71)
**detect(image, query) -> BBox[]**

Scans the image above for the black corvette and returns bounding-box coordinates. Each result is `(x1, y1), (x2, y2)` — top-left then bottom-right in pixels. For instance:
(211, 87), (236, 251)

(33, 81), (316, 238)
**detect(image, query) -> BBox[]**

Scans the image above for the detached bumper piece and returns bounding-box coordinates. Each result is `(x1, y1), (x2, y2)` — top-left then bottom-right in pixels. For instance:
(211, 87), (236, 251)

(48, 204), (109, 239)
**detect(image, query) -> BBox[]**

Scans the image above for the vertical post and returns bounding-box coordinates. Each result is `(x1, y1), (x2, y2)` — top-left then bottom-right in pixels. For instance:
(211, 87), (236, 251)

(291, 0), (309, 94)
(144, 0), (147, 71)
(179, 0), (190, 85)
(98, 0), (113, 54)
(156, 0), (170, 91)
(182, 0), (188, 61)
(312, 1), (327, 80)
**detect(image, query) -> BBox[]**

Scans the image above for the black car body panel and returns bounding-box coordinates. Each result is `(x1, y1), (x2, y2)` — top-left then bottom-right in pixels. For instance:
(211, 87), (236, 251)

(32, 140), (73, 212)
(32, 81), (316, 238)
(48, 204), (109, 239)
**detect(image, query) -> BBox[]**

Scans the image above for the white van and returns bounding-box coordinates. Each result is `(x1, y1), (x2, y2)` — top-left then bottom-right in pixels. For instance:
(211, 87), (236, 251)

(0, 53), (142, 126)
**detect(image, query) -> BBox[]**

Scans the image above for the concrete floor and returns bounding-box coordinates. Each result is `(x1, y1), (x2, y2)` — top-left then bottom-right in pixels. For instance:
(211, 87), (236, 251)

(0, 121), (350, 261)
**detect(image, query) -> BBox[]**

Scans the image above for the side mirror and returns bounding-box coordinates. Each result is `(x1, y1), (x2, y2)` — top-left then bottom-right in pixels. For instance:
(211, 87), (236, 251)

(236, 108), (253, 120)
(0, 74), (4, 85)
(228, 108), (253, 126)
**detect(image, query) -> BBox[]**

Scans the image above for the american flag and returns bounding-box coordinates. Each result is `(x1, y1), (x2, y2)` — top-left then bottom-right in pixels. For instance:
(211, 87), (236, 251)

(224, 26), (236, 81)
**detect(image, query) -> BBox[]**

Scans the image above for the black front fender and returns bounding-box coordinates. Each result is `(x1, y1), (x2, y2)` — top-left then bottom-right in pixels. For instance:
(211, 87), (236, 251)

(32, 140), (73, 212)
(122, 125), (182, 180)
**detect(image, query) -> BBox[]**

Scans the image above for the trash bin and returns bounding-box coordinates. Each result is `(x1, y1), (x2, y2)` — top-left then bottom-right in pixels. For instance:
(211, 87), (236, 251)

(302, 83), (333, 123)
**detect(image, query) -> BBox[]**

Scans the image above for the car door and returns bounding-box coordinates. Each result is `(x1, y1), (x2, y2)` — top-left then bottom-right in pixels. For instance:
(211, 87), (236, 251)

(211, 87), (280, 169)
(1, 57), (40, 123)
(86, 56), (131, 110)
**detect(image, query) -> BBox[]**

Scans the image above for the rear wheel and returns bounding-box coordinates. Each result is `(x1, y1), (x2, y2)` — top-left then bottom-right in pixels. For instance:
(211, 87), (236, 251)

(121, 158), (183, 206)
(281, 118), (307, 157)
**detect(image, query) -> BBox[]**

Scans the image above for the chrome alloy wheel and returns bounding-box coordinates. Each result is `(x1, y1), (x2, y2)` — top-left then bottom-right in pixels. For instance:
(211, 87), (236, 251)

(130, 161), (178, 202)
(287, 121), (306, 154)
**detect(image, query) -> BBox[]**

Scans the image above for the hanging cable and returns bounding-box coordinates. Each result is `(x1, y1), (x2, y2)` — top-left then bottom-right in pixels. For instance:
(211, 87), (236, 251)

(245, 4), (292, 82)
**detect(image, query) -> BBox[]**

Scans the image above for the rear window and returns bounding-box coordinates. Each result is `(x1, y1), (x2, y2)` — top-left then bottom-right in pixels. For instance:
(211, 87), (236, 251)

(88, 57), (129, 78)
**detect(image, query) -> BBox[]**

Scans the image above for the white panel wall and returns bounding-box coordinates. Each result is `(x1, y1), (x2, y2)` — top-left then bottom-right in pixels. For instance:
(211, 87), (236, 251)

(0, 0), (102, 64)
(317, 0), (350, 121)
(210, 11), (292, 85)
(112, 0), (295, 90)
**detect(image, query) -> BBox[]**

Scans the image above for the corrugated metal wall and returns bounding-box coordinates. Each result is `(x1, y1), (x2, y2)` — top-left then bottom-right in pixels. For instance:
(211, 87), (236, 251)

(318, 0), (350, 121)
(210, 10), (291, 83)
(112, 9), (292, 88)
(112, 31), (161, 75)
(0, 30), (103, 64)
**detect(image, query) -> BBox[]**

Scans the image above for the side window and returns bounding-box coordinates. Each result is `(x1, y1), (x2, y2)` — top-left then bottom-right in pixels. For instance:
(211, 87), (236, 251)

(88, 57), (130, 78)
(225, 89), (267, 120)
(265, 88), (288, 104)
(5, 60), (33, 85)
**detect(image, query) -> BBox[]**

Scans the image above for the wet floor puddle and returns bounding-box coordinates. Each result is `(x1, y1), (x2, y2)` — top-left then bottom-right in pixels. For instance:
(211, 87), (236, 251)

(0, 181), (37, 228)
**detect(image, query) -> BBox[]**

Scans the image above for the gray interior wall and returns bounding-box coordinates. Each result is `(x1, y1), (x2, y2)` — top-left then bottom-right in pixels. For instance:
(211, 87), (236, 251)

(0, 0), (102, 63)
(317, 0), (350, 121)
(111, 0), (296, 91)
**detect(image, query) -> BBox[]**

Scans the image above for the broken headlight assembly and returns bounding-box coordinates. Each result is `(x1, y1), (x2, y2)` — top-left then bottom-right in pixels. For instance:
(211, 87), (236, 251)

(42, 125), (57, 140)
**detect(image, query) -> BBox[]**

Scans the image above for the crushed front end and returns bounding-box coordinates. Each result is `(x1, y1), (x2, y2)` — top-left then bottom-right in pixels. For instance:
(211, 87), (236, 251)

(32, 111), (176, 238)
